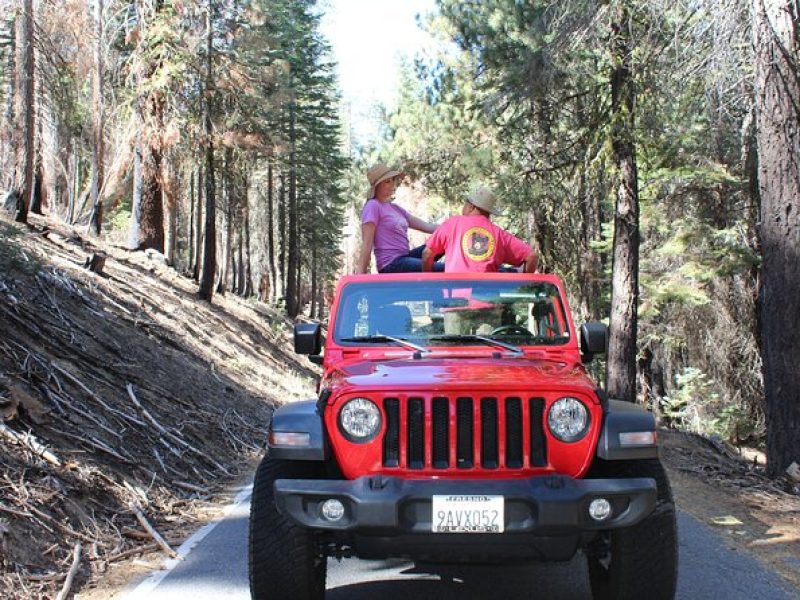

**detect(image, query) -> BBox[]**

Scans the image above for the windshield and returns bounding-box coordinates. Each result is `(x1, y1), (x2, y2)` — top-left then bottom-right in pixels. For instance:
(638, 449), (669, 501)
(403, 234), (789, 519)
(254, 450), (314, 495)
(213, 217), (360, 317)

(333, 280), (570, 347)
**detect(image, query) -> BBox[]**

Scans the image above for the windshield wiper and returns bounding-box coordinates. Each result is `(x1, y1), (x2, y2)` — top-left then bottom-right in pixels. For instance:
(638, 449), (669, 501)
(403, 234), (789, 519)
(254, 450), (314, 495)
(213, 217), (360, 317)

(429, 334), (523, 355)
(339, 335), (428, 353)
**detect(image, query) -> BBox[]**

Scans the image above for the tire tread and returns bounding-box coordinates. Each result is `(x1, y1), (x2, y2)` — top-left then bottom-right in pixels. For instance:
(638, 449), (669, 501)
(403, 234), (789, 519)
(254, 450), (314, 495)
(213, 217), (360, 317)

(248, 457), (325, 600)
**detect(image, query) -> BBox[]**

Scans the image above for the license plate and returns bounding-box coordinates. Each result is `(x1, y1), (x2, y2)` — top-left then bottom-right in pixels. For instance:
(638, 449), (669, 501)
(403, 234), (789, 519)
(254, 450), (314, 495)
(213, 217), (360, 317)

(432, 495), (504, 533)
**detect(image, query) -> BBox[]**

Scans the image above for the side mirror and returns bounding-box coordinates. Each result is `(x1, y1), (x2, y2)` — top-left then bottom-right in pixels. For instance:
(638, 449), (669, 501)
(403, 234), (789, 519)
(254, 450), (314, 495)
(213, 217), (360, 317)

(294, 323), (322, 356)
(580, 322), (607, 363)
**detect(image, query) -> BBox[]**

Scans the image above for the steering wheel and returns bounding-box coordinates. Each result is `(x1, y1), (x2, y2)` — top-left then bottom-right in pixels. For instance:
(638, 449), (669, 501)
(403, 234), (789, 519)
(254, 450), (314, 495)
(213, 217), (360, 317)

(490, 324), (532, 337)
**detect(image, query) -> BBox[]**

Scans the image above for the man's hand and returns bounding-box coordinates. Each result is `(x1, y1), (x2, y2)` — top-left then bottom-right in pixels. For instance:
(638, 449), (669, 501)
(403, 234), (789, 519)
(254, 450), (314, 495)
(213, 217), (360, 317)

(421, 247), (435, 271)
(523, 252), (539, 273)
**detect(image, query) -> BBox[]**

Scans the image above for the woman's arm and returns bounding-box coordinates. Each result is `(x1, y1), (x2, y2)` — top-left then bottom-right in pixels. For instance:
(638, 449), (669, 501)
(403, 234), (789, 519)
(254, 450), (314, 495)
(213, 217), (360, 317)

(356, 222), (377, 273)
(406, 214), (438, 234)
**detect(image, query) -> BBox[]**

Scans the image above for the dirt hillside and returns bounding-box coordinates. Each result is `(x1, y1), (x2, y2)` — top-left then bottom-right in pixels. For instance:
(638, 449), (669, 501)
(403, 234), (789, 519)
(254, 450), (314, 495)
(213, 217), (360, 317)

(0, 212), (316, 599)
(0, 212), (797, 599)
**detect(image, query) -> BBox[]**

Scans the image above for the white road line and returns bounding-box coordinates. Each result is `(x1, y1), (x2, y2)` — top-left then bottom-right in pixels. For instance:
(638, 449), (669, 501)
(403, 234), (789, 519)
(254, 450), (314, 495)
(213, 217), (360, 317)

(122, 484), (253, 599)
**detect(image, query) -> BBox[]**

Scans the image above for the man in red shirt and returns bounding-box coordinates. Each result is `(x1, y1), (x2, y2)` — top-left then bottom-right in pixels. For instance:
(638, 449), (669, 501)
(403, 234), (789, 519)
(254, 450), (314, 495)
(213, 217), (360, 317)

(422, 187), (538, 273)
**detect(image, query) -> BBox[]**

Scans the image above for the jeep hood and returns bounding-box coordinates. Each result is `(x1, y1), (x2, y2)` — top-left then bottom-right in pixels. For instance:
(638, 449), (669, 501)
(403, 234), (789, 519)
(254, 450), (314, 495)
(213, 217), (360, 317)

(325, 356), (598, 396)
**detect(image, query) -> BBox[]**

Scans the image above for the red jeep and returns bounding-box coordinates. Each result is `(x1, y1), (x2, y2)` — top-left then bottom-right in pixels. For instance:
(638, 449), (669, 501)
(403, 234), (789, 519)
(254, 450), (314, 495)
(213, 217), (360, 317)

(249, 273), (677, 599)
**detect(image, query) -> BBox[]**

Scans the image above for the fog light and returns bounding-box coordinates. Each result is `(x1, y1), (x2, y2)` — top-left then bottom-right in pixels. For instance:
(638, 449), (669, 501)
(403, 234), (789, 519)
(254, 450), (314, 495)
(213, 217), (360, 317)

(321, 499), (345, 522)
(589, 498), (612, 521)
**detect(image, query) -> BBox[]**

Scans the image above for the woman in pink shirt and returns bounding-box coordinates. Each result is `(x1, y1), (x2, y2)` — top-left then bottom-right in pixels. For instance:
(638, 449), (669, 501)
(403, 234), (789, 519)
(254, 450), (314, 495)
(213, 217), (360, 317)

(356, 163), (444, 273)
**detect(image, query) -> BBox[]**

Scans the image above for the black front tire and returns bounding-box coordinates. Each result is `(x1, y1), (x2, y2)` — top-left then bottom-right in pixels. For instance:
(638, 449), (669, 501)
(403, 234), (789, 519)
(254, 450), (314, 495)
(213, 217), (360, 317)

(585, 458), (678, 600)
(248, 456), (326, 600)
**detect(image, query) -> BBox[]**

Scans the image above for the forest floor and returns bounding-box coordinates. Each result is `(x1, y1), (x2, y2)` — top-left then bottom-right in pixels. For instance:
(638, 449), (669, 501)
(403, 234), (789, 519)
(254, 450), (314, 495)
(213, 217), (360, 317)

(0, 211), (798, 599)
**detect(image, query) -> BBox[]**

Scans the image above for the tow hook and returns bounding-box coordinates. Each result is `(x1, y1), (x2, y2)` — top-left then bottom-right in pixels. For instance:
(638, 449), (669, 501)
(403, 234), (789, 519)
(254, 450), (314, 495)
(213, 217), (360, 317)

(369, 475), (389, 490)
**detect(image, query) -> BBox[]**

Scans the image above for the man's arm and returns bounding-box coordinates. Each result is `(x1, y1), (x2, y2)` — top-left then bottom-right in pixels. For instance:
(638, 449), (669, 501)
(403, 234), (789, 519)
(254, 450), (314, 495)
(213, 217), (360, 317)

(421, 246), (436, 271)
(523, 251), (539, 273)
(356, 222), (376, 274)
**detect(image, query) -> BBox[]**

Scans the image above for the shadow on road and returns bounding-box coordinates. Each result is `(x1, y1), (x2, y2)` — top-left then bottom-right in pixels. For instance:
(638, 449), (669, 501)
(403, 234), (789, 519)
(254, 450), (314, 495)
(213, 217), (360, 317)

(326, 559), (589, 600)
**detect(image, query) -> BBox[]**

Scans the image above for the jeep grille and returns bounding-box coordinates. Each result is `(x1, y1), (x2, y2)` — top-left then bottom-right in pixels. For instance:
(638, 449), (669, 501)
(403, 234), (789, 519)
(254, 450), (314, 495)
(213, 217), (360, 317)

(382, 396), (548, 470)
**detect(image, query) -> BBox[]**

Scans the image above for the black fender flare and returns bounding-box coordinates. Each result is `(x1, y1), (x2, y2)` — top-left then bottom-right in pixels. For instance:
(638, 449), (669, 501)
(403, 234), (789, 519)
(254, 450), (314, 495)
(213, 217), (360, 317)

(596, 399), (658, 460)
(268, 400), (329, 461)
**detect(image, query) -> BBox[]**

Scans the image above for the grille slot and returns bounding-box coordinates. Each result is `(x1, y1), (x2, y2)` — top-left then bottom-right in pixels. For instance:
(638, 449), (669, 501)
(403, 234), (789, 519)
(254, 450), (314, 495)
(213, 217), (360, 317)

(529, 397), (547, 466)
(432, 397), (449, 468)
(383, 398), (399, 467)
(380, 395), (550, 470)
(407, 398), (425, 469)
(505, 397), (523, 468)
(480, 398), (498, 468)
(456, 398), (474, 468)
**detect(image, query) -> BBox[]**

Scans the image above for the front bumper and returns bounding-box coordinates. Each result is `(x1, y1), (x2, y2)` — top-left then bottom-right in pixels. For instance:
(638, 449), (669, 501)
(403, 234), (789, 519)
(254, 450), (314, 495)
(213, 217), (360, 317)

(274, 474), (656, 535)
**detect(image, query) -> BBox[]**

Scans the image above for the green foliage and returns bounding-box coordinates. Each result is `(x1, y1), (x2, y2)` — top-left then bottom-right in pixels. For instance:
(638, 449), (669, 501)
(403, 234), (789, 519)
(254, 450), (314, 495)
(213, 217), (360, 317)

(661, 367), (720, 431)
(661, 366), (760, 443)
(107, 194), (133, 233)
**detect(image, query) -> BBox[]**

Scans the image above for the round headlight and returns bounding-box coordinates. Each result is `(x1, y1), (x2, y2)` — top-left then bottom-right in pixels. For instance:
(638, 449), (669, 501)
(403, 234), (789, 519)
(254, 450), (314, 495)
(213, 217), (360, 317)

(547, 397), (590, 442)
(339, 398), (382, 442)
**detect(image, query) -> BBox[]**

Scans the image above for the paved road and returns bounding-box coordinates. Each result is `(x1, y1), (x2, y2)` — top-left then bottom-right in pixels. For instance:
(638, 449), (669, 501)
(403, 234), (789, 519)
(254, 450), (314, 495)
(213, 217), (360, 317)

(124, 485), (797, 600)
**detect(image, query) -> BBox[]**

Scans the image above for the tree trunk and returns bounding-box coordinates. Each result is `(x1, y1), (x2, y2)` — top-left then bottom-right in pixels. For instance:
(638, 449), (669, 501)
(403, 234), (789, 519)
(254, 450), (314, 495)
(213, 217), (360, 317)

(88, 0), (105, 235)
(41, 81), (60, 216)
(278, 171), (286, 303)
(128, 136), (143, 244)
(68, 147), (81, 224)
(14, 0), (34, 224)
(188, 166), (195, 272)
(128, 0), (164, 251)
(752, 0), (800, 477)
(310, 231), (317, 320)
(243, 188), (253, 297)
(286, 102), (299, 317)
(130, 94), (164, 250)
(236, 231), (244, 295)
(1, 11), (15, 193)
(162, 155), (177, 265)
(579, 144), (603, 322)
(194, 166), (204, 281)
(606, 5), (640, 403)
(267, 162), (276, 303)
(216, 147), (232, 294)
(198, 3), (216, 303)
(31, 153), (42, 214)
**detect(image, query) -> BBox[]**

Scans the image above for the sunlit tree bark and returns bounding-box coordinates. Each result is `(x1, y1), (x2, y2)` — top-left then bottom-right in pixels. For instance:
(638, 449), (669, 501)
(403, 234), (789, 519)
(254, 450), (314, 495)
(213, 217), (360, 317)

(13, 0), (34, 224)
(752, 0), (800, 476)
(606, 4), (640, 402)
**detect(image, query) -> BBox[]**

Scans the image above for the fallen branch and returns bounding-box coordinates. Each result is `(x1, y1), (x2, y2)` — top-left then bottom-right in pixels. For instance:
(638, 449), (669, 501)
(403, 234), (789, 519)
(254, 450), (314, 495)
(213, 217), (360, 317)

(173, 481), (210, 494)
(51, 426), (133, 463)
(126, 383), (231, 475)
(129, 503), (179, 560)
(46, 391), (122, 441)
(106, 542), (159, 563)
(126, 384), (184, 455)
(24, 572), (66, 582)
(54, 363), (143, 428)
(0, 422), (61, 466)
(0, 502), (34, 519)
(122, 527), (152, 540)
(17, 500), (95, 543)
(55, 543), (82, 600)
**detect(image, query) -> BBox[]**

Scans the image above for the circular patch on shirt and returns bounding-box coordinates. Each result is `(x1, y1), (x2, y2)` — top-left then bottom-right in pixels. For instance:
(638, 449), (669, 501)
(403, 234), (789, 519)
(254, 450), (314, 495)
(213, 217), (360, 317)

(462, 226), (496, 261)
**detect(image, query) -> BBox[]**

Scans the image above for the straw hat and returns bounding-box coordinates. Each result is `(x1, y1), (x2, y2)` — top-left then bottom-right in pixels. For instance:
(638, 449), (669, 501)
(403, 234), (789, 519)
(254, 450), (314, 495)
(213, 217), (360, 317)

(367, 163), (403, 199)
(466, 186), (503, 216)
